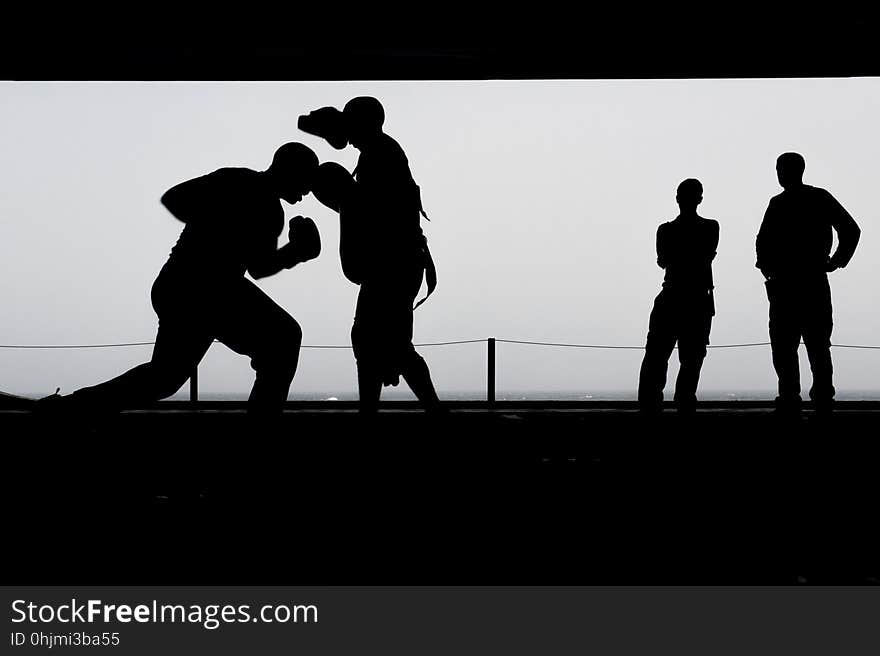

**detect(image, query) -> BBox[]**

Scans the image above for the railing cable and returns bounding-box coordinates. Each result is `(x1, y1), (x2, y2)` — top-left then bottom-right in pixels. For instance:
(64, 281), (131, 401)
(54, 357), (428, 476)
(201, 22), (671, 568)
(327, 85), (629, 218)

(1, 339), (879, 350)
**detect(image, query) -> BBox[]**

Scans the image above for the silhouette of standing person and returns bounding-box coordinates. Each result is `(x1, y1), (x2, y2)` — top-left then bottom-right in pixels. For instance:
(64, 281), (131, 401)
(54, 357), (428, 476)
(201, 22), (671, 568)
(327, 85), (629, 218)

(756, 152), (861, 413)
(302, 97), (441, 413)
(38, 143), (322, 417)
(638, 179), (719, 412)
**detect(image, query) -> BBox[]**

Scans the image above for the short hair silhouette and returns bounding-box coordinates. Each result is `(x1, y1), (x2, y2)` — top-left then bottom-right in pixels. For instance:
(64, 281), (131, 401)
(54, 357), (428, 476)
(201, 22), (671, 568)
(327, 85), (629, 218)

(343, 96), (385, 128)
(267, 142), (320, 203)
(270, 142), (319, 177)
(676, 178), (703, 207)
(343, 97), (385, 147)
(776, 152), (806, 189)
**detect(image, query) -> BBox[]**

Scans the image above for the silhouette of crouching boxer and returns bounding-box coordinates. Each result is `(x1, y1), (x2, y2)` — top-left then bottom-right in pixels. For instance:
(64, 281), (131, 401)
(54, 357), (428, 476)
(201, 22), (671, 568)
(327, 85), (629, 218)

(38, 143), (321, 416)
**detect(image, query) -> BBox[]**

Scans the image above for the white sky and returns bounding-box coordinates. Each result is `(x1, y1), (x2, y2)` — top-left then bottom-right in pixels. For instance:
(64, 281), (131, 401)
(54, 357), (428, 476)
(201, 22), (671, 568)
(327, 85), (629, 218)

(1, 80), (877, 398)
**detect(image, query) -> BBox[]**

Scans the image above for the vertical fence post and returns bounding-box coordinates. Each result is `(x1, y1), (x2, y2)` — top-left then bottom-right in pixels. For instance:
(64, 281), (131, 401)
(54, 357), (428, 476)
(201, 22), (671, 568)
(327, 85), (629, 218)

(189, 365), (198, 406)
(487, 337), (496, 406)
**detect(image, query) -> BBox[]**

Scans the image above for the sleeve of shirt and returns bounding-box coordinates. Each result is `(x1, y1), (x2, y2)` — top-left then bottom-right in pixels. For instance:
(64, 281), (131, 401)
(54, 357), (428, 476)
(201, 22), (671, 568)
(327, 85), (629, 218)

(708, 220), (720, 261)
(656, 224), (668, 268)
(826, 189), (861, 269)
(755, 199), (776, 273)
(160, 169), (227, 225)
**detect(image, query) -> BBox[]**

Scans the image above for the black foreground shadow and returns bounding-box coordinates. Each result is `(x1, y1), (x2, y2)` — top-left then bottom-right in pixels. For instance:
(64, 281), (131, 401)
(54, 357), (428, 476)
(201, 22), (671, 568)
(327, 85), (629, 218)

(3, 402), (878, 585)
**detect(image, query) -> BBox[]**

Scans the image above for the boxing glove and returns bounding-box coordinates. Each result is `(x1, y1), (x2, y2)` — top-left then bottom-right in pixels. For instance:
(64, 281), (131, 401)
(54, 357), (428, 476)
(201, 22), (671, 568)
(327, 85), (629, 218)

(288, 215), (322, 264)
(297, 107), (349, 150)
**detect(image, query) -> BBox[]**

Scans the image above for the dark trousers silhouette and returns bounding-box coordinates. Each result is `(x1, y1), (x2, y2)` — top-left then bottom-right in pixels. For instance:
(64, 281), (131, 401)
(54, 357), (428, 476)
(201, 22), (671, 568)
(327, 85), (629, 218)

(638, 290), (713, 409)
(351, 265), (439, 412)
(765, 276), (834, 404)
(70, 266), (302, 415)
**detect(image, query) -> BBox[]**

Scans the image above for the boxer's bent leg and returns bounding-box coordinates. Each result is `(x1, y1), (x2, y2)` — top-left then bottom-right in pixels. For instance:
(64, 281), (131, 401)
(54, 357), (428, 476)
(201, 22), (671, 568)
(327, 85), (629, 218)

(70, 310), (213, 410)
(213, 278), (302, 416)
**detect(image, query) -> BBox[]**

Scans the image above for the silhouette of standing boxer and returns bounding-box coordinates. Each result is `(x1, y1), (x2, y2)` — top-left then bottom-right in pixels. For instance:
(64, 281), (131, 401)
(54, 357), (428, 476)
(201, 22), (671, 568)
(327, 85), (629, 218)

(756, 152), (861, 412)
(305, 97), (441, 412)
(638, 179), (719, 412)
(39, 143), (321, 416)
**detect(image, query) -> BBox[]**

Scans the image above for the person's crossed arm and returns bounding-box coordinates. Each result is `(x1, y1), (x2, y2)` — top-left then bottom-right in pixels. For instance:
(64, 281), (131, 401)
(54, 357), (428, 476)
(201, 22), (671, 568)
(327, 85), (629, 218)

(708, 220), (720, 262)
(656, 224), (669, 269)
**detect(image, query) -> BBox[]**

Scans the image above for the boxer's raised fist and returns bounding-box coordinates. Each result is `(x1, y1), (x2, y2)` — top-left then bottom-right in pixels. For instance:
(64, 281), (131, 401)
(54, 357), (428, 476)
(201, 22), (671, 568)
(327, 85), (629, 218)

(288, 215), (321, 264)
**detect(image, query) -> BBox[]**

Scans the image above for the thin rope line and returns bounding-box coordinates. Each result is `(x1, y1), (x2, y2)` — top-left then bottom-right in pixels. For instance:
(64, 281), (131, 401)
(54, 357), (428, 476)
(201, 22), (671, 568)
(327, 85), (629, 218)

(0, 338), (487, 350)
(496, 339), (646, 350)
(1, 339), (878, 350)
(415, 339), (487, 347)
(0, 342), (156, 349)
(494, 339), (880, 350)
(496, 339), (775, 350)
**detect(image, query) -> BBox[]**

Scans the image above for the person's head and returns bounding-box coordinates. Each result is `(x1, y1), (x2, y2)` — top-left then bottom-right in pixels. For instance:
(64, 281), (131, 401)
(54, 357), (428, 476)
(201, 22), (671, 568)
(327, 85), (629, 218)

(312, 162), (357, 212)
(776, 152), (805, 189)
(342, 96), (385, 150)
(676, 178), (703, 212)
(266, 142), (319, 203)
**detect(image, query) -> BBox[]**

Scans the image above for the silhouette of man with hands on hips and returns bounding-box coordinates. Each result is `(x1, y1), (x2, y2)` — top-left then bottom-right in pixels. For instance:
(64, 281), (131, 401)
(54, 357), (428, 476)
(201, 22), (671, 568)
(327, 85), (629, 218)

(756, 152), (861, 413)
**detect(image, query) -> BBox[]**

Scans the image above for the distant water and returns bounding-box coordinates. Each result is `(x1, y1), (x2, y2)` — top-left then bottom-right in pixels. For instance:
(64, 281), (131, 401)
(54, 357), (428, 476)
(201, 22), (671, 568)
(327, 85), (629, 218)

(163, 390), (880, 402)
